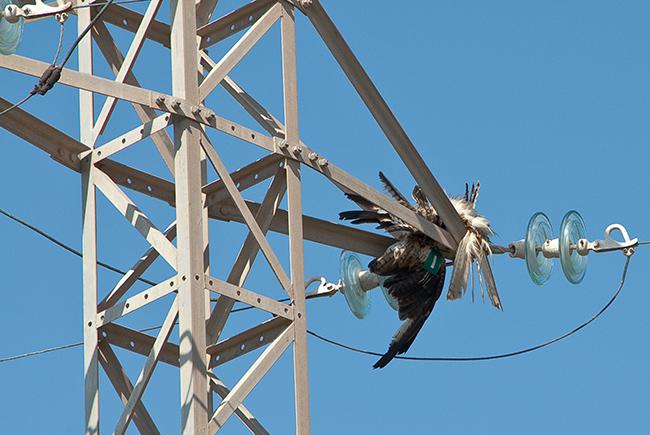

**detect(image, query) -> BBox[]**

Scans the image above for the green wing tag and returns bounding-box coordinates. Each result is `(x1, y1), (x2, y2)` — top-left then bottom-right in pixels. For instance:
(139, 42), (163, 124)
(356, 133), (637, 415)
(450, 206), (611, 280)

(422, 248), (443, 275)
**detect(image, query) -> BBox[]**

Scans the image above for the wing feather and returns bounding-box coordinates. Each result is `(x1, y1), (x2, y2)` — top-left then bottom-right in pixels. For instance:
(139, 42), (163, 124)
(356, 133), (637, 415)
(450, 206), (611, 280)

(373, 266), (446, 368)
(379, 171), (415, 210)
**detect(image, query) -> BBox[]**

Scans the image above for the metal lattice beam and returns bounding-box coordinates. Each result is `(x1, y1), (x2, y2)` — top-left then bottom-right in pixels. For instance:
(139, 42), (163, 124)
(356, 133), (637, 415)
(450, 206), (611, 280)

(0, 1), (465, 433)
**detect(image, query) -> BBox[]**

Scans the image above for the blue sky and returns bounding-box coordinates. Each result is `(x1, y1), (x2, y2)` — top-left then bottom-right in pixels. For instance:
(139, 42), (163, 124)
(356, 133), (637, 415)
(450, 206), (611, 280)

(0, 1), (649, 434)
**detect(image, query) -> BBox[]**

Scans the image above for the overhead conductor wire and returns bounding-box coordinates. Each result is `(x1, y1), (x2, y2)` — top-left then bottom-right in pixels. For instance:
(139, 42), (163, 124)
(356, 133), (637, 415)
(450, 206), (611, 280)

(0, 18), (65, 116)
(0, 0), (115, 117)
(0, 207), (645, 364)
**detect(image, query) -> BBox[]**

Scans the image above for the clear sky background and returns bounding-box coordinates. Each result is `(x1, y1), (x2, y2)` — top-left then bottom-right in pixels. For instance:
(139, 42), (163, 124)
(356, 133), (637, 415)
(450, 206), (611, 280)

(0, 1), (649, 434)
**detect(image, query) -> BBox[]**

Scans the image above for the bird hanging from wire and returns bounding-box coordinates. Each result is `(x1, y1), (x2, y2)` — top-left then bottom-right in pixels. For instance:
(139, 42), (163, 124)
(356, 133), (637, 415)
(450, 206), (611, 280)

(339, 172), (502, 368)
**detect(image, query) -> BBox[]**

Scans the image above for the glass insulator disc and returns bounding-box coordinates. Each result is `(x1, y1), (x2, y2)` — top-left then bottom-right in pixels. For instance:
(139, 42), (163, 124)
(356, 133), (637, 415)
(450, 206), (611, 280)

(559, 210), (588, 284)
(339, 251), (370, 319)
(525, 212), (553, 285)
(0, 1), (23, 55)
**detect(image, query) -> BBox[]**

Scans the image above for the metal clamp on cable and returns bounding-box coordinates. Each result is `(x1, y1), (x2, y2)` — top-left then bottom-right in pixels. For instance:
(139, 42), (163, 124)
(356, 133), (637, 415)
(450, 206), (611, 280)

(1, 1), (71, 23)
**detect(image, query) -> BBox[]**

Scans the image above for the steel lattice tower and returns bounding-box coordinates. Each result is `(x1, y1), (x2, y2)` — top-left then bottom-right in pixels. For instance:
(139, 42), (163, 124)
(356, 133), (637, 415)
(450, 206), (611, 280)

(0, 1), (467, 433)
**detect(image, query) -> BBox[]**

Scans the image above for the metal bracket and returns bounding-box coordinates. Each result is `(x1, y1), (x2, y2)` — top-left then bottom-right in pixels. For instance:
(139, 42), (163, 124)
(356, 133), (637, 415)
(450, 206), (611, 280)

(586, 224), (638, 254)
(304, 277), (341, 299)
(2, 1), (71, 23)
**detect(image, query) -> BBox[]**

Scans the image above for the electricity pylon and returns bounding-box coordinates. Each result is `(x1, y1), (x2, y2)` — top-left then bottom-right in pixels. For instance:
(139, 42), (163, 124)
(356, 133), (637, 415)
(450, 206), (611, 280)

(0, 1), (465, 433)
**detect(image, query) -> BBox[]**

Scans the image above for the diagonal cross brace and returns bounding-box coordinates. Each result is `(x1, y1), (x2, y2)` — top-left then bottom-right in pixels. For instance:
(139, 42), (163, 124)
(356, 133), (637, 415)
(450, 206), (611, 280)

(207, 325), (294, 433)
(98, 342), (160, 435)
(92, 20), (176, 175)
(93, 0), (165, 142)
(206, 168), (287, 346)
(200, 138), (292, 294)
(299, 0), (468, 243)
(93, 167), (178, 269)
(199, 2), (282, 101)
(114, 298), (178, 435)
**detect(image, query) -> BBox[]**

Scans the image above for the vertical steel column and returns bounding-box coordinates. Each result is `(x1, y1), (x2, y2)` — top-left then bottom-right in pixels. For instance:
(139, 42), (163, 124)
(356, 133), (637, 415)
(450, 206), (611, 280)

(196, 2), (216, 416)
(281, 4), (311, 434)
(79, 6), (99, 434)
(170, 1), (209, 433)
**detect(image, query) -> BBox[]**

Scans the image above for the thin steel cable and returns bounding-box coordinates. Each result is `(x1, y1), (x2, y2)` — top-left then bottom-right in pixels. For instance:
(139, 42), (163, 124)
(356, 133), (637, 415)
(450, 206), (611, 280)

(0, 0), (115, 118)
(308, 254), (633, 362)
(0, 341), (84, 363)
(59, 0), (114, 68)
(0, 19), (65, 117)
(0, 92), (36, 117)
(52, 20), (65, 65)
(0, 207), (156, 286)
(0, 205), (644, 364)
(71, 0), (149, 10)
(1, 255), (636, 364)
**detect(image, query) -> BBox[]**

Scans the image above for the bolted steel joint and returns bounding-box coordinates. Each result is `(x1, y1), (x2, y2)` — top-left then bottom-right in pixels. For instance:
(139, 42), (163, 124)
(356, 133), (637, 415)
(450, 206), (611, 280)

(317, 157), (329, 167)
(308, 152), (318, 161)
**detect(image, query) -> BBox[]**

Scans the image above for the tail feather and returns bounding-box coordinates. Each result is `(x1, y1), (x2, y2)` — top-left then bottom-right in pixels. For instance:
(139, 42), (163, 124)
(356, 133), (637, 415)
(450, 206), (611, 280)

(478, 252), (502, 310)
(447, 231), (502, 310)
(447, 231), (473, 300)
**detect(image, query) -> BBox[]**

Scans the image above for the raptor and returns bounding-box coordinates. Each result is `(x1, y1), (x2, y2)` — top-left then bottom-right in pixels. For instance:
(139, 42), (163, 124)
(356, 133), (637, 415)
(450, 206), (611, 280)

(339, 172), (502, 368)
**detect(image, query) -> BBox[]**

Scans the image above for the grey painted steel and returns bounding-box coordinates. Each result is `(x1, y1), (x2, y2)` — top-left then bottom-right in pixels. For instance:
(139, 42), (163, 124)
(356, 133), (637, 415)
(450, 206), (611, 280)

(97, 222), (177, 312)
(98, 343), (160, 435)
(199, 3), (282, 100)
(93, 0), (165, 142)
(302, 0), (466, 244)
(207, 325), (293, 433)
(199, 0), (275, 50)
(207, 373), (271, 435)
(201, 138), (292, 294)
(205, 275), (294, 320)
(170, 0), (209, 432)
(0, 1), (470, 432)
(207, 317), (291, 369)
(206, 169), (287, 349)
(281, 4), (311, 433)
(92, 20), (176, 174)
(114, 299), (178, 435)
(101, 321), (276, 432)
(78, 6), (99, 433)
(96, 276), (178, 327)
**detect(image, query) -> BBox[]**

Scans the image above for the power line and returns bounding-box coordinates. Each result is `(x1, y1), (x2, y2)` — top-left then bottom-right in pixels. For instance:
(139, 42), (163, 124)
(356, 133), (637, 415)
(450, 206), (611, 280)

(0, 206), (645, 365)
(0, 341), (83, 363)
(0, 19), (65, 117)
(71, 0), (149, 10)
(309, 254), (632, 363)
(0, 0), (116, 118)
(0, 207), (157, 286)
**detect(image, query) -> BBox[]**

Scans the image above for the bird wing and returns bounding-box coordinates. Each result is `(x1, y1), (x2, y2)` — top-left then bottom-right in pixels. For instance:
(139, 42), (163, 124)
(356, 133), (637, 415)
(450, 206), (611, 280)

(373, 266), (446, 368)
(340, 192), (417, 241)
(378, 171), (415, 211)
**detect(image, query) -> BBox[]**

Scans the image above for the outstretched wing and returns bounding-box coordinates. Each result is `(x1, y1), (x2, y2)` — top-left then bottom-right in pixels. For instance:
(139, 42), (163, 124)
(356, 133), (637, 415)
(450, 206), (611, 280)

(373, 266), (446, 368)
(378, 171), (415, 211)
(339, 192), (417, 241)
